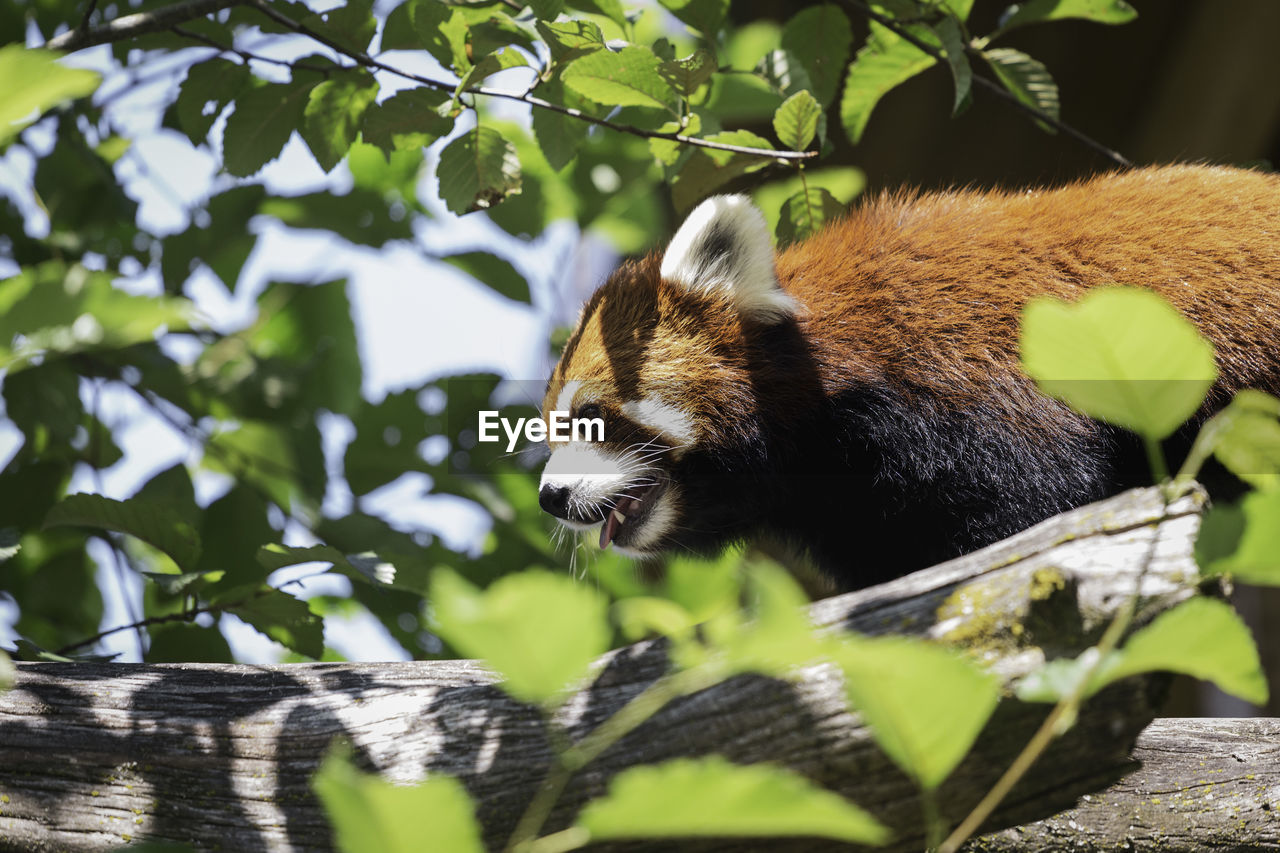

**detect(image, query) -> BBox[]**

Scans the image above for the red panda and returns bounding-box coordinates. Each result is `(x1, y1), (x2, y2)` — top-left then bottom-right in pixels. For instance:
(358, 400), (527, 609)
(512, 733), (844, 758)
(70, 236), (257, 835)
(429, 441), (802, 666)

(538, 165), (1280, 589)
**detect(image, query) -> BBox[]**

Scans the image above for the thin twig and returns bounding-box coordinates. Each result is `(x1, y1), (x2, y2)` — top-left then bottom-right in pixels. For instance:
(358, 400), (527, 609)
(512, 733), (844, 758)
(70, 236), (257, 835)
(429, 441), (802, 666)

(73, 0), (101, 41)
(170, 25), (337, 74)
(837, 0), (1132, 168)
(43, 0), (247, 51)
(245, 0), (811, 162)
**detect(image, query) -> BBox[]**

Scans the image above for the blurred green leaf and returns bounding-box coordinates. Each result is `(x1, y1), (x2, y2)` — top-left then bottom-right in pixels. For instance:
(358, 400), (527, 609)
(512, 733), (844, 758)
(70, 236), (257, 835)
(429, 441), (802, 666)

(314, 747), (484, 853)
(993, 0), (1137, 39)
(0, 46), (100, 145)
(301, 73), (380, 173)
(658, 0), (728, 36)
(1202, 390), (1280, 491)
(1018, 598), (1268, 706)
(360, 88), (451, 155)
(175, 59), (250, 145)
(45, 493), (202, 570)
(934, 15), (972, 113)
(299, 0), (376, 54)
(437, 126), (523, 215)
(0, 527), (19, 563)
(443, 251), (531, 304)
(429, 567), (610, 705)
(0, 649), (12, 690)
(781, 4), (852, 107)
(1020, 288), (1217, 441)
(836, 635), (1000, 790)
(223, 81), (316, 177)
(1197, 489), (1280, 586)
(147, 622), (234, 663)
(577, 756), (891, 844)
(671, 130), (774, 213)
(260, 189), (414, 246)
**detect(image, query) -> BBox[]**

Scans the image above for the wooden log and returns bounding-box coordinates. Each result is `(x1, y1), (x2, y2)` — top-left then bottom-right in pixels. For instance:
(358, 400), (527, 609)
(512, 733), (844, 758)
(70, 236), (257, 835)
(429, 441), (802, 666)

(0, 486), (1242, 852)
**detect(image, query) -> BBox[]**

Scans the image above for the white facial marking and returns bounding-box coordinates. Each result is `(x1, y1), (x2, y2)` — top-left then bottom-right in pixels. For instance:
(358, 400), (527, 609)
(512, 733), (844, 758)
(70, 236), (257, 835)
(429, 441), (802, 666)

(554, 380), (583, 419)
(660, 195), (799, 322)
(540, 443), (634, 528)
(615, 487), (678, 555)
(620, 397), (696, 452)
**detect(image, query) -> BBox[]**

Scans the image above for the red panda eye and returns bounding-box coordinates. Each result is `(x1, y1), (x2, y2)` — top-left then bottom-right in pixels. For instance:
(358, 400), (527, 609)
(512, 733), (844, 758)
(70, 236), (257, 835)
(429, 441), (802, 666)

(577, 403), (602, 421)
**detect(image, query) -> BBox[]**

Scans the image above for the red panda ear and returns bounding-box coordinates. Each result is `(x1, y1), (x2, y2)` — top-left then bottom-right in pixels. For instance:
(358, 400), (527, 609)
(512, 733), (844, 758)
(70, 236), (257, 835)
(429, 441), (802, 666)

(659, 195), (800, 322)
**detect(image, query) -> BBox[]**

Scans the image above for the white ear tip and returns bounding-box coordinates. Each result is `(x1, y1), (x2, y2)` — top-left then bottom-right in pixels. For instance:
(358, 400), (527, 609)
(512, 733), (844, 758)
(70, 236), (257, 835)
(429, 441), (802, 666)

(659, 195), (797, 321)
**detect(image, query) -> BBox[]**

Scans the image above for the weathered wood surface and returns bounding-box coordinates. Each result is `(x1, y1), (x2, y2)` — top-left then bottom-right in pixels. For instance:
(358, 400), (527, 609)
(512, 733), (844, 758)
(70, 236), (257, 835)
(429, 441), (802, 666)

(0, 486), (1239, 852)
(981, 718), (1280, 851)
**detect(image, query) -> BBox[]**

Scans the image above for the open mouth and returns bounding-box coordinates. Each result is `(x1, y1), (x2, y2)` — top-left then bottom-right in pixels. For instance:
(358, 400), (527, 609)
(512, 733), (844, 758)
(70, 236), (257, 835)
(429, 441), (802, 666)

(599, 479), (664, 549)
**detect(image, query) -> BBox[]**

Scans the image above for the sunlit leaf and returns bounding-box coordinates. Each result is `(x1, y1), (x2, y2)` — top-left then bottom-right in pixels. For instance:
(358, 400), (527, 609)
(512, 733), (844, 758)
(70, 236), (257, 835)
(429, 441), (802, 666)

(994, 0), (1137, 39)
(315, 747), (484, 853)
(836, 636), (1000, 790)
(437, 126), (522, 215)
(1197, 489), (1280, 586)
(1019, 598), (1268, 706)
(361, 88), (452, 155)
(1204, 390), (1280, 490)
(536, 19), (605, 64)
(753, 167), (864, 234)
(562, 46), (677, 112)
(657, 0), (729, 36)
(1020, 287), (1217, 440)
(577, 757), (891, 844)
(776, 186), (843, 244)
(773, 89), (821, 151)
(983, 48), (1059, 129)
(429, 567), (610, 705)
(44, 493), (201, 570)
(659, 50), (716, 97)
(301, 73), (379, 173)
(0, 46), (100, 145)
(839, 31), (934, 143)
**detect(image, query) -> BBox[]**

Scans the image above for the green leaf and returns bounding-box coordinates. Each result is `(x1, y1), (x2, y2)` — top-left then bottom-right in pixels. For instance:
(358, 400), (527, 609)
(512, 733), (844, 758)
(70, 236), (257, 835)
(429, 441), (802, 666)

(657, 0), (729, 36)
(0, 46), (101, 145)
(175, 58), (250, 145)
(383, 0), (467, 70)
(454, 47), (529, 102)
(429, 568), (610, 705)
(562, 46), (677, 111)
(361, 88), (451, 156)
(0, 649), (13, 691)
(536, 19), (605, 64)
(836, 636), (1000, 790)
(443, 251), (530, 303)
(1020, 288), (1217, 441)
(781, 4), (853, 107)
(983, 48), (1059, 128)
(0, 264), (191, 372)
(649, 113), (700, 166)
(755, 49), (814, 99)
(1198, 489), (1280, 586)
(531, 77), (600, 171)
(527, 0), (565, 21)
(658, 50), (716, 97)
(141, 570), (224, 598)
(437, 126), (522, 215)
(299, 0), (376, 54)
(773, 89), (822, 151)
(839, 32), (935, 143)
(315, 747), (484, 853)
(45, 494), (202, 570)
(993, 0), (1137, 39)
(706, 562), (829, 678)
(777, 186), (843, 244)
(753, 167), (864, 234)
(301, 73), (379, 172)
(1019, 598), (1268, 707)
(934, 15), (972, 114)
(260, 189), (413, 246)
(576, 757), (891, 844)
(1204, 390), (1280, 490)
(228, 588), (324, 658)
(223, 81), (316, 177)
(670, 130), (775, 213)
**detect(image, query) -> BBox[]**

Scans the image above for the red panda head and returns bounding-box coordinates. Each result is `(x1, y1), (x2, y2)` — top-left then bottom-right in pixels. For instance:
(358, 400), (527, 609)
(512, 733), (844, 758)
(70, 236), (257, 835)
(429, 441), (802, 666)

(539, 196), (805, 557)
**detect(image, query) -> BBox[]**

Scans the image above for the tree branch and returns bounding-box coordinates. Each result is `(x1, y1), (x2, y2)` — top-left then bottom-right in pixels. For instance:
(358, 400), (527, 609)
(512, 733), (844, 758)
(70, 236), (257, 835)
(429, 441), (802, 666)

(43, 0), (247, 52)
(836, 0), (1133, 169)
(243, 0), (812, 162)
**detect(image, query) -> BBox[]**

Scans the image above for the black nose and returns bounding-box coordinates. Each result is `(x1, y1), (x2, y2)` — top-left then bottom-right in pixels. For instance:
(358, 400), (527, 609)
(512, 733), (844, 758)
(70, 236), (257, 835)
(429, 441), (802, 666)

(539, 484), (571, 519)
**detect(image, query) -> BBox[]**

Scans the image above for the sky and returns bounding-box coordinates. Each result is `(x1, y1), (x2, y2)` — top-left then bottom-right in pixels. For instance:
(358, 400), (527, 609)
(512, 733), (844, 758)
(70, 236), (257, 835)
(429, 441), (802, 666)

(1, 13), (620, 662)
